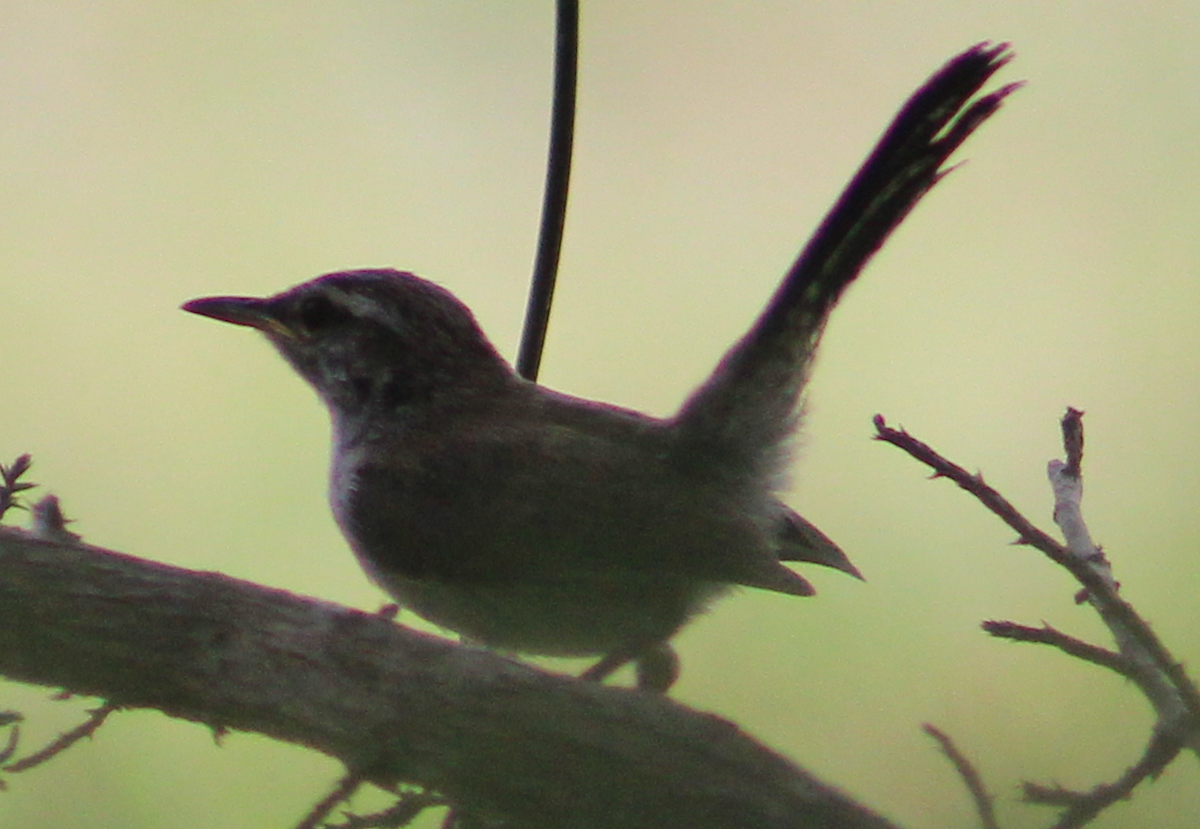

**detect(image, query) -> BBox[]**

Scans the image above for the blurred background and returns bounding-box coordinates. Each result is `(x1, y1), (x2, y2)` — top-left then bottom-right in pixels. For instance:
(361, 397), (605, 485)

(1, 2), (1198, 827)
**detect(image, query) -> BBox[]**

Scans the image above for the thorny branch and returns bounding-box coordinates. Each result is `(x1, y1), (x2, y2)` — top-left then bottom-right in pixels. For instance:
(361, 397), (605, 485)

(1030, 725), (1185, 829)
(0, 454), (34, 521)
(294, 773), (366, 829)
(874, 410), (1200, 828)
(324, 789), (444, 829)
(980, 621), (1133, 679)
(873, 412), (1199, 717)
(3, 702), (117, 774)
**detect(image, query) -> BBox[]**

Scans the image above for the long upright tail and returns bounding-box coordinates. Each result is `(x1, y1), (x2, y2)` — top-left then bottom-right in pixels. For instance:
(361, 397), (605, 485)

(673, 42), (1020, 473)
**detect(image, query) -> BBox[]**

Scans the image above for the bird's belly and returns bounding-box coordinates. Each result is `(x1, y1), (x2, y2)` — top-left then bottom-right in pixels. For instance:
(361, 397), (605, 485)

(368, 568), (730, 657)
(328, 429), (745, 656)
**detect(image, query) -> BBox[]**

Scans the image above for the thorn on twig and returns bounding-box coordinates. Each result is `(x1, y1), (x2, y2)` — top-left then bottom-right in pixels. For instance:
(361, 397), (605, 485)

(31, 495), (82, 543)
(210, 724), (230, 746)
(376, 603), (400, 621)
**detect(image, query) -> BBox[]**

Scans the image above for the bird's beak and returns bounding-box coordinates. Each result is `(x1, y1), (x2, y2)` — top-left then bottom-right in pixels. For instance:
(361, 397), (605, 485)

(182, 296), (295, 339)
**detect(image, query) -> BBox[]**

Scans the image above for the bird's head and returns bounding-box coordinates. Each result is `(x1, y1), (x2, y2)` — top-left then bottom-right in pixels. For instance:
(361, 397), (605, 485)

(183, 269), (512, 428)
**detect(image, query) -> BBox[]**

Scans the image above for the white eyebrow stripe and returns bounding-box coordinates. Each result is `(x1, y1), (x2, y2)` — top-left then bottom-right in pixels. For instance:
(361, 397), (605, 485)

(328, 287), (396, 327)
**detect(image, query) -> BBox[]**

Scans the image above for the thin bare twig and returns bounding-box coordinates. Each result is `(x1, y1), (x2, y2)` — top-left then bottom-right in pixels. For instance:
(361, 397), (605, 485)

(875, 410), (1200, 828)
(0, 719), (20, 765)
(923, 724), (999, 829)
(1029, 725), (1186, 829)
(1045, 412), (1200, 724)
(981, 621), (1136, 679)
(295, 772), (364, 829)
(329, 790), (444, 829)
(1060, 407), (1084, 479)
(4, 702), (116, 773)
(872, 414), (1200, 721)
(872, 415), (1071, 558)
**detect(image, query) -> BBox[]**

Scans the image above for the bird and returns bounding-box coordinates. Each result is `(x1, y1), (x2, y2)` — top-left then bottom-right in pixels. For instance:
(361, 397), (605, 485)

(183, 43), (1016, 691)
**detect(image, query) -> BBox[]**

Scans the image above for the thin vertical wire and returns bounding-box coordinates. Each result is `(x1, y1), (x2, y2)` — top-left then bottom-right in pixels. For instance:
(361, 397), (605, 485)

(516, 0), (578, 381)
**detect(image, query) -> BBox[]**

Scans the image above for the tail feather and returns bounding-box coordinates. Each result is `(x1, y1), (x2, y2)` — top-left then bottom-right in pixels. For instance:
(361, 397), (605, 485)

(673, 43), (1019, 474)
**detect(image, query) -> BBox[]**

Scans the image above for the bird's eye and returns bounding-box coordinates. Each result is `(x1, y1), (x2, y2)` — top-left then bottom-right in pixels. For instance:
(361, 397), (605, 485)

(296, 295), (347, 334)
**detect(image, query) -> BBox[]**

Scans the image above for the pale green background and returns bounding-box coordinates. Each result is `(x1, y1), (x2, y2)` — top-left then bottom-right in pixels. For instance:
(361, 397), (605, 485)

(1, 2), (1198, 828)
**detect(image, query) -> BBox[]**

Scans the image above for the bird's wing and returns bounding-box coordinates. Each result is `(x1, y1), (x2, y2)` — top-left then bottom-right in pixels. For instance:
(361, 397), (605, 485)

(344, 412), (812, 596)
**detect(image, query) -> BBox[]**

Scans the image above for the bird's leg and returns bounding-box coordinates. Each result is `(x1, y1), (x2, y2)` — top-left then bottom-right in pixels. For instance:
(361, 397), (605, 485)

(580, 641), (680, 693)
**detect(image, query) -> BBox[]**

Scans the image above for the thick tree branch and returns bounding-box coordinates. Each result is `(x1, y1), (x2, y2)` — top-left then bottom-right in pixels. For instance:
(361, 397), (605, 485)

(0, 527), (901, 829)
